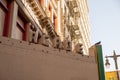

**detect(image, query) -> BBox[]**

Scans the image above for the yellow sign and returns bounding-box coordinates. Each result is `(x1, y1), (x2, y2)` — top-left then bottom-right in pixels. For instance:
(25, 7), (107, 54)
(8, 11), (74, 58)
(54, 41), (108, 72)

(105, 71), (120, 80)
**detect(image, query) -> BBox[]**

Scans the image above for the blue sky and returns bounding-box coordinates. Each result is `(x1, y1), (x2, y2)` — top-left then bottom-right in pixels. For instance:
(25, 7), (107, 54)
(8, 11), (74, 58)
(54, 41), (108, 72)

(88, 0), (120, 71)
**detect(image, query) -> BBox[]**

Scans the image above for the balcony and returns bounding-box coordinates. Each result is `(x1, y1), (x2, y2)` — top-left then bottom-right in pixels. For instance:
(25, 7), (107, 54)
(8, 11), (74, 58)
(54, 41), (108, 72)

(66, 0), (78, 17)
(70, 25), (82, 40)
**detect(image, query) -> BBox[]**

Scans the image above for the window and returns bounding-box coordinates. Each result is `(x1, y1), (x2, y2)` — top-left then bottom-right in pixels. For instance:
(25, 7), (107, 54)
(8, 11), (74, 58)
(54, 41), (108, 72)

(39, 0), (44, 8)
(14, 23), (23, 40)
(11, 10), (27, 41)
(0, 0), (8, 36)
(53, 14), (57, 29)
(0, 8), (5, 36)
(48, 5), (52, 20)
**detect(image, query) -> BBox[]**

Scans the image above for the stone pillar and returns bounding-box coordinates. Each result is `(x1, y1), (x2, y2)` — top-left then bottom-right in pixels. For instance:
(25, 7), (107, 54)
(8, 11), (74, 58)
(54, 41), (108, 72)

(8, 1), (18, 38)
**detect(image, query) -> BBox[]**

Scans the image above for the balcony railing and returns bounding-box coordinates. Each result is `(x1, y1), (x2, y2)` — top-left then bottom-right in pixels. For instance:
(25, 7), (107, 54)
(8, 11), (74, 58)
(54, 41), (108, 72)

(70, 25), (82, 41)
(66, 0), (79, 17)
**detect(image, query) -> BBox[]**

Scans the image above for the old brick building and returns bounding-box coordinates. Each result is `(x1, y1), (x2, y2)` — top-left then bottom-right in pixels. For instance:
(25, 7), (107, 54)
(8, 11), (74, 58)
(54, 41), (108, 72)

(0, 0), (101, 80)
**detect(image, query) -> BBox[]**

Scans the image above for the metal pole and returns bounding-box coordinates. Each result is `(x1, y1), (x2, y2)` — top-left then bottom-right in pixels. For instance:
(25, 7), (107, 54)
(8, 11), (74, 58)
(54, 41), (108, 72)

(106, 50), (120, 80)
(114, 57), (119, 80)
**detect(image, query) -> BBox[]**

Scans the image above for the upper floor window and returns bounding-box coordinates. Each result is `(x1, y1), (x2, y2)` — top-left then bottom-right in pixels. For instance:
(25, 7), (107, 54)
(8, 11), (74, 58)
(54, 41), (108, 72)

(0, 8), (6, 36)
(11, 9), (27, 41)
(0, 0), (8, 36)
(53, 14), (57, 28)
(39, 0), (45, 9)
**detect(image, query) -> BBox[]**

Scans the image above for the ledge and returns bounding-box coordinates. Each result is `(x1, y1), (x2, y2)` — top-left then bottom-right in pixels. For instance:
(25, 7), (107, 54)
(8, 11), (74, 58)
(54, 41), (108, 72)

(0, 36), (96, 63)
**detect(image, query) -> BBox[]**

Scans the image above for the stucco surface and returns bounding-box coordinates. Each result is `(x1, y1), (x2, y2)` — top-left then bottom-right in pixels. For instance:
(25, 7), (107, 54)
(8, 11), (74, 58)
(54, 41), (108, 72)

(0, 36), (99, 80)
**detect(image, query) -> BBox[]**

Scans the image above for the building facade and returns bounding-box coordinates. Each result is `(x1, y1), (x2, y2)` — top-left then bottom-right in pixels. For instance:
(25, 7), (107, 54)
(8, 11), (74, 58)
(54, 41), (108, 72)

(0, 1), (102, 80)
(0, 0), (90, 55)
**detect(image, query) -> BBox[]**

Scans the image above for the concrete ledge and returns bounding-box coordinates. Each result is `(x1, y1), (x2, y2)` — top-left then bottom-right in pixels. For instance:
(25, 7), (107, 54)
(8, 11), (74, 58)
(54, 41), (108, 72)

(0, 36), (98, 80)
(0, 36), (96, 63)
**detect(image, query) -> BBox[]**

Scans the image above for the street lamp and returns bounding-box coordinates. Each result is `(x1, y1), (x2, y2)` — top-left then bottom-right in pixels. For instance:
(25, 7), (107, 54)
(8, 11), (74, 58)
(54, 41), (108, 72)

(105, 57), (110, 68)
(105, 50), (120, 80)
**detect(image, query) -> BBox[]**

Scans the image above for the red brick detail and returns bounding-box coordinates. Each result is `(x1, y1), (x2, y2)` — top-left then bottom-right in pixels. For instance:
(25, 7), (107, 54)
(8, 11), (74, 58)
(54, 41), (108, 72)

(22, 23), (27, 41)
(3, 2), (11, 37)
